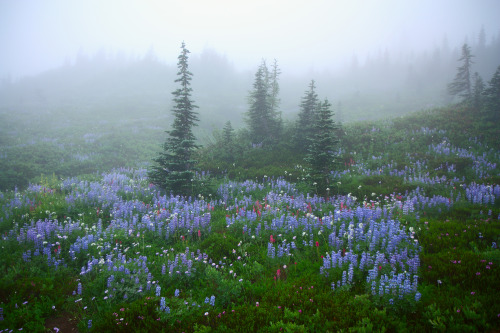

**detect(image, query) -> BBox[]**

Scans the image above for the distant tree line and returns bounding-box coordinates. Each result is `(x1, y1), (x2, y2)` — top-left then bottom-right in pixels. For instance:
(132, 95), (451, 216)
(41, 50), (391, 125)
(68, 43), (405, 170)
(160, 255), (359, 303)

(448, 43), (500, 122)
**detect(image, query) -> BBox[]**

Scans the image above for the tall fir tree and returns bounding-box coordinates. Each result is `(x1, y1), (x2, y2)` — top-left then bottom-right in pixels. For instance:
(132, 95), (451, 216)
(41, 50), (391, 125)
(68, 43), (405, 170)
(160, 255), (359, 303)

(269, 59), (282, 139)
(305, 98), (340, 187)
(483, 65), (500, 122)
(295, 80), (319, 152)
(148, 42), (199, 194)
(472, 72), (484, 113)
(222, 120), (235, 163)
(245, 59), (281, 145)
(448, 43), (474, 101)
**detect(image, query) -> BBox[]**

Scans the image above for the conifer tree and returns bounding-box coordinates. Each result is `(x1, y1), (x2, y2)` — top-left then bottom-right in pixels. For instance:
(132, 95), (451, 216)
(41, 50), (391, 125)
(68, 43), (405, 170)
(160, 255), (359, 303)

(295, 80), (319, 152)
(305, 98), (339, 187)
(222, 121), (235, 163)
(483, 65), (500, 121)
(472, 72), (484, 112)
(269, 59), (282, 139)
(148, 42), (199, 194)
(448, 43), (474, 101)
(245, 60), (281, 145)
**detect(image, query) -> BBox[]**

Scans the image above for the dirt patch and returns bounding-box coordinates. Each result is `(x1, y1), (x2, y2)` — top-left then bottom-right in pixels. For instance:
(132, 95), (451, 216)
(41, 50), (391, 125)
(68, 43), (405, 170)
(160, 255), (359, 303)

(45, 312), (79, 332)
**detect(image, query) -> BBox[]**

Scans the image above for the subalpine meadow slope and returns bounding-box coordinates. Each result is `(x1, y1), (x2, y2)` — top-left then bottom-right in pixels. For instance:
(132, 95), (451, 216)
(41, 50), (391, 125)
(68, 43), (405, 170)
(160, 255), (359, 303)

(0, 105), (499, 332)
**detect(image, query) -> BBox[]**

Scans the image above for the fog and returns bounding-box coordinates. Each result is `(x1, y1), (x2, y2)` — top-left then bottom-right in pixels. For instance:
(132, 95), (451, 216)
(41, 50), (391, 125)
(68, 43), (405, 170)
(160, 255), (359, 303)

(1, 0), (500, 190)
(1, 0), (499, 78)
(1, 0), (500, 129)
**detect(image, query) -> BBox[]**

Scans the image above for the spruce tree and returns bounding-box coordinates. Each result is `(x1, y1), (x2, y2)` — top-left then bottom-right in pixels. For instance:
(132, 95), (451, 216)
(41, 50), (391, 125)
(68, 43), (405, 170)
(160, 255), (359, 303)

(483, 65), (500, 121)
(245, 60), (281, 145)
(472, 72), (484, 113)
(448, 43), (474, 101)
(148, 42), (199, 194)
(305, 98), (339, 187)
(269, 59), (282, 139)
(222, 121), (235, 163)
(295, 80), (319, 152)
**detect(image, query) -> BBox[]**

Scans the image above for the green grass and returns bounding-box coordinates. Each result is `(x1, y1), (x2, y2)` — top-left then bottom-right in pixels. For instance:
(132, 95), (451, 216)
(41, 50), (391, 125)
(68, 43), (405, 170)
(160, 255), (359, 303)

(0, 104), (499, 331)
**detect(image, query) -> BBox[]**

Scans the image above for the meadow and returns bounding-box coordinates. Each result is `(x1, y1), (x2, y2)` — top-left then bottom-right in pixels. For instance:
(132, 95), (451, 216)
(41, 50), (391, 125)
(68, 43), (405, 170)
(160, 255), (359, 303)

(0, 105), (499, 332)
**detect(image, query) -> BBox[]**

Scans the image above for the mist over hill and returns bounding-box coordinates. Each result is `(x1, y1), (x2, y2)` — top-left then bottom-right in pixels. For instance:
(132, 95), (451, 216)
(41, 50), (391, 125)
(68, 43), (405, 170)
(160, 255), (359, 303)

(1, 28), (499, 134)
(0, 28), (499, 191)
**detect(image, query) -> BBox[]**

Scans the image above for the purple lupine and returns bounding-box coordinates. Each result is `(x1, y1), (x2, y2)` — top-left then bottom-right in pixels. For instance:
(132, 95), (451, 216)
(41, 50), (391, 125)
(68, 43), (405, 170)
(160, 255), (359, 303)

(348, 263), (354, 284)
(160, 297), (166, 311)
(155, 285), (161, 297)
(267, 243), (275, 258)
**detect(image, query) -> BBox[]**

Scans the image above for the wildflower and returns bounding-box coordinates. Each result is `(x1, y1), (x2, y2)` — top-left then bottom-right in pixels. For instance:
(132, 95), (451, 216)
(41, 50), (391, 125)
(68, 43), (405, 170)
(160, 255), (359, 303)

(315, 241), (319, 247)
(471, 291), (475, 295)
(156, 285), (161, 296)
(88, 320), (92, 329)
(256, 302), (259, 307)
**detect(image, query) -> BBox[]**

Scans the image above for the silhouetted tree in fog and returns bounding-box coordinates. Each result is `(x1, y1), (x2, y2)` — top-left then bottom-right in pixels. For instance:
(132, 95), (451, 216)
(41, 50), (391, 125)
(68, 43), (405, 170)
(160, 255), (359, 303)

(448, 43), (474, 102)
(269, 59), (282, 139)
(148, 42), (199, 194)
(295, 80), (319, 152)
(483, 65), (500, 121)
(245, 60), (282, 145)
(472, 72), (484, 112)
(222, 120), (235, 163)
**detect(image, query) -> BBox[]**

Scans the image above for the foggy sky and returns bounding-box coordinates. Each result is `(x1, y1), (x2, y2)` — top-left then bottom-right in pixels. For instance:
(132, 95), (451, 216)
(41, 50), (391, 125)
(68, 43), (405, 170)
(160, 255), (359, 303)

(1, 0), (499, 79)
